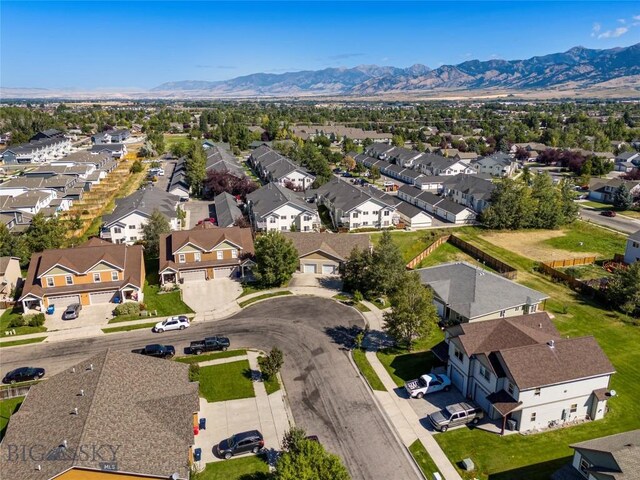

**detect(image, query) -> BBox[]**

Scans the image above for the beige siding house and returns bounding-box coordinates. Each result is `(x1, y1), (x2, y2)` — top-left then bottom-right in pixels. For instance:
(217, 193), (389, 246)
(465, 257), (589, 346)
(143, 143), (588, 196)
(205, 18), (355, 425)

(283, 232), (370, 275)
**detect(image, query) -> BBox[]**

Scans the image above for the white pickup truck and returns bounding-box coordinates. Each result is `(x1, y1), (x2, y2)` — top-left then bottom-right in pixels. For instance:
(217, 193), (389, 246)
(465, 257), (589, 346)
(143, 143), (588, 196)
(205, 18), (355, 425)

(404, 373), (452, 399)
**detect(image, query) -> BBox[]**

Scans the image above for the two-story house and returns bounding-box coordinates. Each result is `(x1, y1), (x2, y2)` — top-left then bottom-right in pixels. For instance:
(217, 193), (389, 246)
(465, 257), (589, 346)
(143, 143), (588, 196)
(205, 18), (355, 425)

(100, 187), (183, 244)
(0, 256), (21, 301)
(352, 153), (426, 187)
(434, 312), (615, 434)
(92, 129), (131, 144)
(249, 145), (315, 190)
(158, 226), (254, 284)
(0, 191), (57, 216)
(246, 182), (319, 232)
(314, 177), (398, 231)
(588, 178), (640, 204)
(89, 143), (128, 159)
(213, 192), (244, 228)
(1, 136), (71, 164)
(398, 185), (477, 224)
(553, 430), (640, 480)
(416, 262), (549, 324)
(624, 229), (640, 265)
(203, 141), (245, 178)
(442, 174), (496, 213)
(19, 238), (145, 312)
(472, 152), (518, 177)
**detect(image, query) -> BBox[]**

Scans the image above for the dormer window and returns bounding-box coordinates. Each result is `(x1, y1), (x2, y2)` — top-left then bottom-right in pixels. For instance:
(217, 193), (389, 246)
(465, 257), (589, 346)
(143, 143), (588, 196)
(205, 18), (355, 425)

(46, 277), (54, 287)
(178, 254), (185, 263)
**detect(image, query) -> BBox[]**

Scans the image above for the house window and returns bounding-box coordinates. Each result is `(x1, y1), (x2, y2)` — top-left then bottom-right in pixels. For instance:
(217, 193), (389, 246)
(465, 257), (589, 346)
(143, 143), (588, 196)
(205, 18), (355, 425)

(46, 277), (54, 287)
(217, 251), (223, 260)
(93, 273), (101, 283)
(454, 348), (463, 362)
(352, 212), (359, 218)
(269, 217), (276, 223)
(128, 225), (136, 229)
(570, 404), (577, 413)
(363, 211), (368, 215)
(633, 242), (639, 248)
(579, 457), (592, 476)
(178, 254), (186, 263)
(231, 249), (238, 259)
(291, 215), (296, 219)
(65, 275), (73, 285)
(114, 227), (122, 234)
(372, 211), (378, 215)
(304, 215), (312, 221)
(514, 306), (520, 311)
(530, 412), (536, 422)
(111, 271), (118, 281)
(479, 365), (490, 381)
(534, 387), (541, 396)
(194, 252), (201, 262)
(507, 382), (515, 395)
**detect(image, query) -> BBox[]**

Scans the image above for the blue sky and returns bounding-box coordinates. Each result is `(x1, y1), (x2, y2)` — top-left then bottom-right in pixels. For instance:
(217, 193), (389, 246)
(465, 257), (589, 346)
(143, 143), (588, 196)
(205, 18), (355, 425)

(1, 1), (639, 89)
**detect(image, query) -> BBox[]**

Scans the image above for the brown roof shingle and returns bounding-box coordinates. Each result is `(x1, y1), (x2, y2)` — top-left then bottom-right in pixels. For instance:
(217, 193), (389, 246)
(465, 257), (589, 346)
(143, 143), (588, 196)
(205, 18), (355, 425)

(282, 232), (371, 261)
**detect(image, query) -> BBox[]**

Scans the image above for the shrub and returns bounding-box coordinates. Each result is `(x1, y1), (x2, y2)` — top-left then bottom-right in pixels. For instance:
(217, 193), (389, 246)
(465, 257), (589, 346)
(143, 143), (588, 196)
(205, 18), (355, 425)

(189, 363), (200, 382)
(353, 291), (364, 303)
(81, 210), (90, 215)
(8, 316), (25, 328)
(113, 302), (141, 317)
(27, 313), (45, 327)
(129, 160), (143, 173)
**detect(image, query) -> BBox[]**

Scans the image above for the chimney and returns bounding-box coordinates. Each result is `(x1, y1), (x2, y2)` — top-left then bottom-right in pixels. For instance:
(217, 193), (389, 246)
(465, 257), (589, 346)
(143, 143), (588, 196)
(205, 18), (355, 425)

(548, 340), (555, 348)
(73, 407), (78, 415)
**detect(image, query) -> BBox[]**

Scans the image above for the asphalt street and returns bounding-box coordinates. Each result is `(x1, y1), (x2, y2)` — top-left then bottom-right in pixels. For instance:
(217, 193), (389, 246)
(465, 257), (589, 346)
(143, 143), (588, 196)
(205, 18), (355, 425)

(579, 207), (640, 234)
(1, 296), (420, 480)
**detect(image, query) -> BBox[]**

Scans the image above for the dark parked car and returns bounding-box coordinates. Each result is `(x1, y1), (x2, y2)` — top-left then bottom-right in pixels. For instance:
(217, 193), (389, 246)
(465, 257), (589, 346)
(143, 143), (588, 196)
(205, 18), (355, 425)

(3, 367), (45, 384)
(190, 336), (230, 355)
(132, 344), (176, 359)
(62, 303), (82, 320)
(601, 210), (617, 217)
(217, 430), (264, 459)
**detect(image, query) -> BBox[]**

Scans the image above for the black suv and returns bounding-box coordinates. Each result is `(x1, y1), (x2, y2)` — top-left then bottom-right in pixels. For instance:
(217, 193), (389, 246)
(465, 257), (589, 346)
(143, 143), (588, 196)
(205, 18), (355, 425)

(217, 430), (264, 459)
(62, 303), (82, 320)
(189, 336), (230, 355)
(132, 344), (176, 359)
(3, 367), (45, 384)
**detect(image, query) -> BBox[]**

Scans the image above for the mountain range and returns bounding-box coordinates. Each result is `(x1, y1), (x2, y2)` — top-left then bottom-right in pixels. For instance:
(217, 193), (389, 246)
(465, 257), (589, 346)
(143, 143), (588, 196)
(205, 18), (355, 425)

(152, 43), (640, 97)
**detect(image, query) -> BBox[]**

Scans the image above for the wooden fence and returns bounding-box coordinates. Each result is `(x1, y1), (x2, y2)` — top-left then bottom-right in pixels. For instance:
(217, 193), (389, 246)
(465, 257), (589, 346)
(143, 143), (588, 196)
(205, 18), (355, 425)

(406, 234), (518, 280)
(544, 257), (596, 269)
(537, 262), (605, 299)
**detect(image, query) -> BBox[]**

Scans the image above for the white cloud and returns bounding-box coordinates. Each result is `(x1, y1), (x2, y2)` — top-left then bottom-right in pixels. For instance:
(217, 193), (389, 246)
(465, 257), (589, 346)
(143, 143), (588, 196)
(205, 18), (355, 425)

(618, 18), (626, 24)
(633, 15), (640, 21)
(591, 22), (601, 37)
(598, 27), (629, 39)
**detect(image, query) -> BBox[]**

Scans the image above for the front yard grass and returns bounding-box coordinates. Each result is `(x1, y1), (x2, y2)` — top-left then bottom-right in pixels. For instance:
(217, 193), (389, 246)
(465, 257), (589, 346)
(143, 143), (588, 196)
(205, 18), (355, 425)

(0, 336), (46, 348)
(352, 349), (386, 391)
(0, 308), (48, 337)
(409, 439), (441, 478)
(0, 397), (24, 441)
(175, 349), (247, 364)
(102, 322), (157, 334)
(196, 455), (270, 480)
(263, 374), (281, 395)
(238, 291), (292, 308)
(198, 360), (255, 402)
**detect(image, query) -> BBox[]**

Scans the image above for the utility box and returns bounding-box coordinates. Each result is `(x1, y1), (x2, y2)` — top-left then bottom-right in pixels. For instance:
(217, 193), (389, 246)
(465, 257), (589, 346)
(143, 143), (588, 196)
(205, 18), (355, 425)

(461, 458), (475, 471)
(432, 473), (442, 480)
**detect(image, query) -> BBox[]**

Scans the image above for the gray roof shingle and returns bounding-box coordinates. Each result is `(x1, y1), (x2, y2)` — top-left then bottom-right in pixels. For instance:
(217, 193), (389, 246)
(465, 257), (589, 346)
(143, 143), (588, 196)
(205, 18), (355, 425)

(102, 186), (181, 227)
(214, 191), (244, 227)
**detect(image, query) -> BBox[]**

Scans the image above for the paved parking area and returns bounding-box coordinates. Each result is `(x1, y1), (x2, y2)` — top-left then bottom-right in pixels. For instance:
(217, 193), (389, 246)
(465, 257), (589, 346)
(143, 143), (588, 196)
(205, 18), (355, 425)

(288, 272), (342, 290)
(44, 303), (115, 331)
(181, 278), (242, 313)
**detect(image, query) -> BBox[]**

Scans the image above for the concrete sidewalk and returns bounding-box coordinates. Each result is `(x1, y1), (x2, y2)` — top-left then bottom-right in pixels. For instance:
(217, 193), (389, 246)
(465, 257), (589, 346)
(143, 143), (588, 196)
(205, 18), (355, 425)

(365, 351), (463, 480)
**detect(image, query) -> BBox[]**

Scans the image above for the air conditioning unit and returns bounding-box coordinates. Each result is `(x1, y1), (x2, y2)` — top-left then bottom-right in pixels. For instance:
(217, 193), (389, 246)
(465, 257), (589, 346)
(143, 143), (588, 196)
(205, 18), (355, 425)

(506, 419), (517, 431)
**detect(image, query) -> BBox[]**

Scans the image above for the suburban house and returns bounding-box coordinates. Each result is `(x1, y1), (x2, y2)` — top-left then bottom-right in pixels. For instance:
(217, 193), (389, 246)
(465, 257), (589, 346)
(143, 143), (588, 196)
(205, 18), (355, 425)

(283, 231), (371, 275)
(352, 153), (426, 187)
(246, 182), (319, 232)
(0, 190), (58, 216)
(1, 136), (71, 164)
(19, 238), (145, 312)
(213, 192), (244, 228)
(552, 430), (640, 480)
(433, 312), (615, 434)
(416, 262), (549, 324)
(29, 128), (65, 141)
(249, 145), (315, 190)
(100, 187), (183, 244)
(0, 175), (79, 197)
(203, 141), (244, 177)
(0, 256), (21, 300)
(91, 128), (131, 144)
(314, 177), (399, 231)
(53, 151), (114, 171)
(395, 201), (433, 229)
(89, 143), (127, 159)
(0, 211), (33, 233)
(417, 155), (476, 176)
(292, 125), (392, 144)
(168, 157), (191, 200)
(158, 226), (255, 284)
(442, 174), (496, 212)
(0, 350), (199, 480)
(588, 178), (640, 204)
(398, 185), (477, 224)
(624, 229), (640, 265)
(25, 163), (97, 181)
(615, 151), (640, 165)
(472, 153), (517, 177)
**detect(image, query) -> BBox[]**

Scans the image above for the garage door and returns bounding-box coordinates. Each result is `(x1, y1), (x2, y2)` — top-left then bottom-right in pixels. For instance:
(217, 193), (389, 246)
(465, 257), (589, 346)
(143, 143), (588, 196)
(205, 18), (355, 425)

(181, 270), (207, 282)
(322, 264), (336, 275)
(474, 384), (491, 413)
(213, 267), (234, 278)
(303, 264), (317, 274)
(47, 294), (81, 310)
(450, 366), (465, 394)
(89, 290), (117, 304)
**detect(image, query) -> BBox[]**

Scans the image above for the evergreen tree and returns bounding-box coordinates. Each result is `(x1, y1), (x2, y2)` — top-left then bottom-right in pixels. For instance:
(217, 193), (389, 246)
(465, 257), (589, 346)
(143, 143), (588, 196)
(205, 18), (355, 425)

(612, 182), (633, 210)
(25, 213), (65, 253)
(142, 210), (171, 258)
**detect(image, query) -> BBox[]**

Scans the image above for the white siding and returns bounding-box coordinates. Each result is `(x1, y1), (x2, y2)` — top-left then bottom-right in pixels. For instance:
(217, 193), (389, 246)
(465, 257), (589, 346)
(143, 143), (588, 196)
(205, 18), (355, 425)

(347, 199), (394, 229)
(624, 238), (640, 265)
(259, 204), (318, 232)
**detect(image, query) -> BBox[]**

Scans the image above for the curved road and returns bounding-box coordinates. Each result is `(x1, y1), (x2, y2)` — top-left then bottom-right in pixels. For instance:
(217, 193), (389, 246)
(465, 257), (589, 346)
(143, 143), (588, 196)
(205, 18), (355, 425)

(579, 207), (640, 234)
(1, 296), (420, 480)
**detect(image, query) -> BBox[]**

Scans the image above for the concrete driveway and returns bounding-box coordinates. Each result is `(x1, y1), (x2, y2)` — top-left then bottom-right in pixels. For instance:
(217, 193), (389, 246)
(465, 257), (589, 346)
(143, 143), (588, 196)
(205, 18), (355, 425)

(181, 278), (242, 313)
(288, 273), (342, 290)
(45, 303), (115, 331)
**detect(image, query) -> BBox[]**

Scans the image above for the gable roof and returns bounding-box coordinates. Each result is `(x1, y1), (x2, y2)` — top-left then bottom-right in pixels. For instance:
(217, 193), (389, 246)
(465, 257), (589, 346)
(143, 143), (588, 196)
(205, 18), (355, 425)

(251, 145), (314, 181)
(315, 177), (395, 213)
(282, 232), (370, 261)
(571, 429), (640, 478)
(102, 186), (181, 227)
(204, 142), (244, 176)
(0, 350), (198, 480)
(474, 152), (514, 167)
(443, 174), (495, 199)
(214, 191), (244, 228)
(416, 261), (548, 320)
(628, 229), (640, 243)
(246, 182), (316, 218)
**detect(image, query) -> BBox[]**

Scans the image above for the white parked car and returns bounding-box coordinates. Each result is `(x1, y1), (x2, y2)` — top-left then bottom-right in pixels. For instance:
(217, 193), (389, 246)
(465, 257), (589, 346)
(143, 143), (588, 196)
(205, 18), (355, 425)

(154, 316), (190, 333)
(405, 374), (451, 399)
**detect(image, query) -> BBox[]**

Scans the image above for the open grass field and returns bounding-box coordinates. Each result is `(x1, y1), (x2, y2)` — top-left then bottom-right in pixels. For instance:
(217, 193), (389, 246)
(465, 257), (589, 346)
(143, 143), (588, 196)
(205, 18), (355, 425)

(197, 454), (270, 480)
(198, 360), (255, 402)
(430, 228), (640, 480)
(0, 397), (23, 441)
(163, 134), (190, 152)
(371, 230), (440, 263)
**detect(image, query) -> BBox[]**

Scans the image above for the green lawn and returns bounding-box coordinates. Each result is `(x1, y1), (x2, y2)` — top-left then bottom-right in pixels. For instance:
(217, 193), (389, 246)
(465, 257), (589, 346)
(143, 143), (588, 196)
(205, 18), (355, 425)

(143, 283), (194, 316)
(0, 308), (48, 337)
(175, 349), (247, 364)
(238, 291), (292, 308)
(0, 397), (24, 441)
(354, 302), (371, 313)
(542, 222), (627, 258)
(102, 322), (157, 334)
(239, 282), (272, 298)
(0, 336), (46, 348)
(198, 360), (256, 402)
(196, 455), (270, 480)
(371, 231), (435, 263)
(263, 374), (281, 395)
(163, 134), (190, 152)
(416, 241), (481, 269)
(409, 439), (441, 478)
(559, 263), (614, 281)
(432, 230), (640, 480)
(352, 349), (386, 391)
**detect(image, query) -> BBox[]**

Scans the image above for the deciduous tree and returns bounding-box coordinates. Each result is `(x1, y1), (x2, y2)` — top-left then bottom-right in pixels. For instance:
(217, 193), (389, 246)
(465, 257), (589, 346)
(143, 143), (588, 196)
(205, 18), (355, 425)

(142, 210), (171, 258)
(253, 231), (299, 287)
(274, 434), (350, 480)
